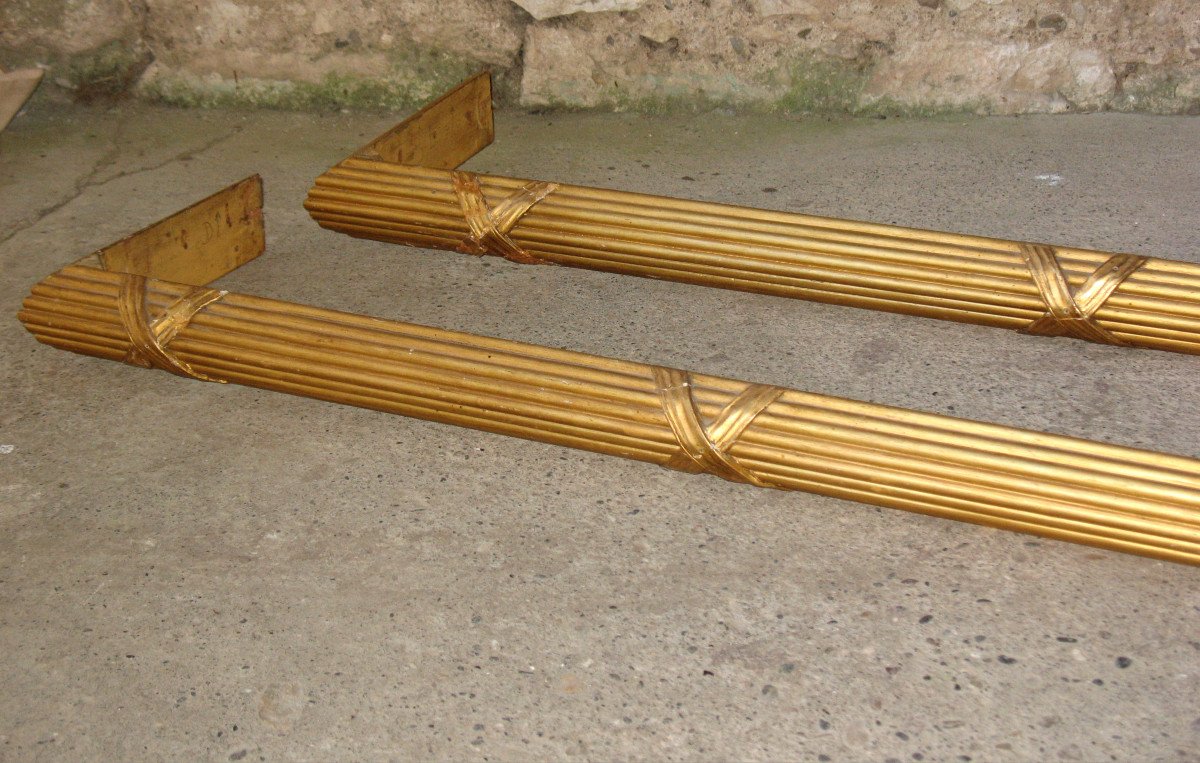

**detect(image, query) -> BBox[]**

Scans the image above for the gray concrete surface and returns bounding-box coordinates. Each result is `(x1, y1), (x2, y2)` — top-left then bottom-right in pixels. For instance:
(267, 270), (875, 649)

(1, 102), (1199, 762)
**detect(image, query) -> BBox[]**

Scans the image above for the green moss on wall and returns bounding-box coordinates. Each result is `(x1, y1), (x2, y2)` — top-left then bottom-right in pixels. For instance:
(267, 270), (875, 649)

(140, 46), (486, 111)
(603, 82), (740, 115)
(1112, 75), (1200, 115)
(65, 40), (153, 101)
(771, 56), (867, 114)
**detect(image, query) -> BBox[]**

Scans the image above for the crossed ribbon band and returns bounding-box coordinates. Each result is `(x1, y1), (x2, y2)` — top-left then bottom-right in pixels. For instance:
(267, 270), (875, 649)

(117, 273), (227, 382)
(653, 366), (784, 487)
(452, 171), (557, 265)
(1018, 243), (1148, 346)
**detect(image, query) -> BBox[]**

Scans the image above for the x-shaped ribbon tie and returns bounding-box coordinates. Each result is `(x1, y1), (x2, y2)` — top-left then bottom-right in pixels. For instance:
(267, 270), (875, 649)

(117, 273), (227, 382)
(654, 366), (784, 487)
(452, 171), (557, 265)
(1019, 243), (1148, 346)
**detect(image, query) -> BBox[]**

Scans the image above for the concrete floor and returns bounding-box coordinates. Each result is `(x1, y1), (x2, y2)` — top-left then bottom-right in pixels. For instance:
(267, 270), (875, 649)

(1, 101), (1198, 762)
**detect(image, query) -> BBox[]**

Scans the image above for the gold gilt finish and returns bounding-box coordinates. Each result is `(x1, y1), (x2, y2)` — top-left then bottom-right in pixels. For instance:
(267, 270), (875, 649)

(18, 177), (1200, 565)
(305, 71), (1200, 355)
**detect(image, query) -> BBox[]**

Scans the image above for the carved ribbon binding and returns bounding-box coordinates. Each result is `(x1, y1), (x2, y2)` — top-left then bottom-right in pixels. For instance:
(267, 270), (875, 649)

(1019, 242), (1148, 345)
(654, 366), (784, 487)
(452, 171), (557, 265)
(117, 273), (227, 382)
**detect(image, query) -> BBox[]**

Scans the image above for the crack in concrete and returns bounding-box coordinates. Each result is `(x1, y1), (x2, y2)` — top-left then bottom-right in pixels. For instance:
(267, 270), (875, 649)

(0, 120), (243, 248)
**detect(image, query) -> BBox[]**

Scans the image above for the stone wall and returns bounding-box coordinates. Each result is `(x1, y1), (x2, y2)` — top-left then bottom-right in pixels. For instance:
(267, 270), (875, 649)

(2, 0), (1197, 113)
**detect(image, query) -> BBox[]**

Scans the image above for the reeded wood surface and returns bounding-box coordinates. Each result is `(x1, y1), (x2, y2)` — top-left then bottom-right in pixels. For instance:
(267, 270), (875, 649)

(306, 162), (1200, 354)
(18, 253), (1200, 565)
(305, 71), (1200, 355)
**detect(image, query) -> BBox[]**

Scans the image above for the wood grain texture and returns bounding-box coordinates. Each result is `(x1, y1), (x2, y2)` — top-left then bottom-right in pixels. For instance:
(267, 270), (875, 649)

(17, 180), (1200, 565)
(97, 175), (265, 286)
(359, 71), (493, 170)
(0, 68), (43, 131)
